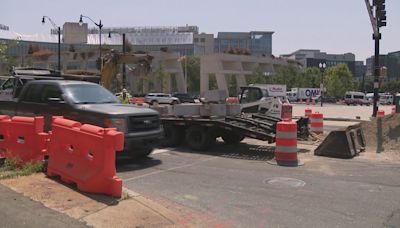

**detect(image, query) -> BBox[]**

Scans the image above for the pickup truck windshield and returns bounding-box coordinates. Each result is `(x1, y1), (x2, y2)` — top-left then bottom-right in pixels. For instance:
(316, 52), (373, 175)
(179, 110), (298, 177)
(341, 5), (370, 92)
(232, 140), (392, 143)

(64, 84), (120, 104)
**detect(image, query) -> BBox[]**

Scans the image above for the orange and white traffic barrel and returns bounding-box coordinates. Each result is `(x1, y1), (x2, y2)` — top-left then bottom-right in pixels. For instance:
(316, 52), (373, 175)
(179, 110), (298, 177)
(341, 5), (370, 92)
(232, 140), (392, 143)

(310, 112), (323, 134)
(275, 121), (298, 167)
(281, 103), (293, 121)
(377, 110), (385, 117)
(304, 108), (312, 118)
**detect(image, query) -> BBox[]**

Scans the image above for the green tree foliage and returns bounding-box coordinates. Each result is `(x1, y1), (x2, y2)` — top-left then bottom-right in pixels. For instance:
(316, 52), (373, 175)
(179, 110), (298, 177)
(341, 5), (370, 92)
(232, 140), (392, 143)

(184, 56), (200, 94)
(155, 64), (167, 92)
(0, 41), (7, 62)
(324, 64), (356, 98)
(0, 40), (19, 74)
(247, 67), (273, 85)
(380, 80), (400, 93)
(296, 67), (321, 88)
(272, 64), (300, 88)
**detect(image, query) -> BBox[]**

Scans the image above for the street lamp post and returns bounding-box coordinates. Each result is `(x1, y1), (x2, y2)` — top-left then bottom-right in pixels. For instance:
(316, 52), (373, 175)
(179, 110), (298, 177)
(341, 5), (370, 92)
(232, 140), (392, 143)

(108, 32), (127, 89)
(42, 16), (61, 72)
(319, 62), (326, 107)
(79, 15), (103, 70)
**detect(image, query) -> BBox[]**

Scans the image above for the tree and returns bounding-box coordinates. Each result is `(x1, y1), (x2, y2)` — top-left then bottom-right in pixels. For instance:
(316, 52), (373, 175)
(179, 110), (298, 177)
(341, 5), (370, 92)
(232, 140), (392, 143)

(273, 64), (301, 89)
(324, 64), (356, 98)
(380, 80), (400, 93)
(296, 67), (320, 88)
(155, 64), (167, 92)
(1, 40), (19, 74)
(184, 56), (200, 94)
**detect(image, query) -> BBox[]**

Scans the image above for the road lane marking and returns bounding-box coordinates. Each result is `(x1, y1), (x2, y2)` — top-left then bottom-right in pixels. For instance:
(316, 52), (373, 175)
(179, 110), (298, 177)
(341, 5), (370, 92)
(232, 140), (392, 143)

(124, 156), (217, 182)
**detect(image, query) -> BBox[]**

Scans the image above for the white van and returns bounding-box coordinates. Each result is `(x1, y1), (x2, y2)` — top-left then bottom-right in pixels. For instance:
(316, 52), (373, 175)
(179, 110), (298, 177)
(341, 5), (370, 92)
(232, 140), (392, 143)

(344, 91), (369, 106)
(379, 94), (393, 105)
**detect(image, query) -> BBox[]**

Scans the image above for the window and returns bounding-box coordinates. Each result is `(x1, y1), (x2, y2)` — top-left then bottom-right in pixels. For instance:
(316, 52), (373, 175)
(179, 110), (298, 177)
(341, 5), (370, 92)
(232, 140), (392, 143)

(64, 84), (119, 104)
(1, 78), (14, 90)
(20, 84), (43, 103)
(194, 38), (199, 42)
(200, 38), (205, 43)
(40, 85), (62, 103)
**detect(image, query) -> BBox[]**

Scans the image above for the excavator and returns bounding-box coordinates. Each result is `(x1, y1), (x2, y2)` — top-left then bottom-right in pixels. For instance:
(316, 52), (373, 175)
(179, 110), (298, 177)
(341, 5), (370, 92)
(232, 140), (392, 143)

(100, 51), (153, 91)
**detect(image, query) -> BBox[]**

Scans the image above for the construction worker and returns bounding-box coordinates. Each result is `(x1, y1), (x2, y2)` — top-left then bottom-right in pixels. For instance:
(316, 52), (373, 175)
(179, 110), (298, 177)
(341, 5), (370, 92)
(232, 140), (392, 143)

(118, 88), (130, 104)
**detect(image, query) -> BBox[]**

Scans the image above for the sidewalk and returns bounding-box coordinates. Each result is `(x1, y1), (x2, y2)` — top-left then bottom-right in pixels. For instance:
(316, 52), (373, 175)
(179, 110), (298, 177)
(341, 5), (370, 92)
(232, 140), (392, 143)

(0, 184), (88, 228)
(0, 173), (184, 227)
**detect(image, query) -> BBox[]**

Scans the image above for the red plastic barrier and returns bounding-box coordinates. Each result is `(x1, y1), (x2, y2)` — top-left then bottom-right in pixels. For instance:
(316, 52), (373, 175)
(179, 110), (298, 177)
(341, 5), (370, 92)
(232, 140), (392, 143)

(47, 117), (124, 198)
(226, 97), (239, 104)
(131, 97), (145, 106)
(377, 110), (385, 117)
(0, 115), (48, 165)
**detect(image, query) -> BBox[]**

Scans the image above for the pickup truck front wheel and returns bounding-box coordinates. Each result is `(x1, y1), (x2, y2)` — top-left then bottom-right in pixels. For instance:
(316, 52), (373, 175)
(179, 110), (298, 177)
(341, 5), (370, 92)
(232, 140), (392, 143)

(185, 126), (216, 151)
(124, 146), (154, 158)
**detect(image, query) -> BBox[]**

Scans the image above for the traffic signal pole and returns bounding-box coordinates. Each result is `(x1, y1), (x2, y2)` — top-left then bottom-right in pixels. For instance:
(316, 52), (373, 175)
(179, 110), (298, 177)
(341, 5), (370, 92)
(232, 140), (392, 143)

(373, 30), (380, 117)
(364, 0), (386, 117)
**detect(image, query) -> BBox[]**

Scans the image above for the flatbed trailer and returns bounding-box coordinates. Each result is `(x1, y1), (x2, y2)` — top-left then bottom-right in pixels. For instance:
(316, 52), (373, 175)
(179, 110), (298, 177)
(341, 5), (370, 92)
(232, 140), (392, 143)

(160, 114), (308, 151)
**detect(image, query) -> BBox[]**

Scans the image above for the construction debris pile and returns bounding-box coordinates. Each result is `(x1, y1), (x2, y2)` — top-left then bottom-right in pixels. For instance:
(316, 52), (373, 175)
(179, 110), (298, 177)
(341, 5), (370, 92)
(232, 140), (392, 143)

(361, 114), (400, 155)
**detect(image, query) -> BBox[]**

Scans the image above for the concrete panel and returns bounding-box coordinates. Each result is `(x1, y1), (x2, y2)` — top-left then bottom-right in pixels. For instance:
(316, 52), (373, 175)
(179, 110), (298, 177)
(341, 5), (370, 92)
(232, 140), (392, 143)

(172, 104), (201, 116)
(226, 104), (241, 116)
(201, 90), (228, 103)
(151, 105), (173, 116)
(200, 104), (227, 117)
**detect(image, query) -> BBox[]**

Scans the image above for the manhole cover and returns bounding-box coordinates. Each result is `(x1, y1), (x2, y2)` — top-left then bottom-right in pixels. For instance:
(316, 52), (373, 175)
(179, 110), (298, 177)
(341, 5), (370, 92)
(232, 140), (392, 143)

(264, 177), (306, 188)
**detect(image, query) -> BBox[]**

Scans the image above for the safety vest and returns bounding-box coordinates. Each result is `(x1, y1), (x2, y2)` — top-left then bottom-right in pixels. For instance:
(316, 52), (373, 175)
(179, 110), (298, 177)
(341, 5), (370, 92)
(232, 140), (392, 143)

(119, 95), (130, 104)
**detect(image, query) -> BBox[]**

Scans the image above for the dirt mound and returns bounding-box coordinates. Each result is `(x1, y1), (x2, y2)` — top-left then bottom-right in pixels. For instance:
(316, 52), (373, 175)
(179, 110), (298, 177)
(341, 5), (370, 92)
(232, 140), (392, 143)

(361, 114), (400, 155)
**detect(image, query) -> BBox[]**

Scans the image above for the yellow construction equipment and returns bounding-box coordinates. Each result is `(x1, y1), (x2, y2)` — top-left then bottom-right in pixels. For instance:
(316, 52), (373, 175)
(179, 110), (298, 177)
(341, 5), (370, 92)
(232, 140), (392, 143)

(101, 51), (153, 90)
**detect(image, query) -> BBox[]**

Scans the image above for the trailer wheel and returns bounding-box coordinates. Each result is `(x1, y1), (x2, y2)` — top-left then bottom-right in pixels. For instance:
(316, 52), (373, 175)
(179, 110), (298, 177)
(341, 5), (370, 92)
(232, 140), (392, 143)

(162, 125), (184, 147)
(185, 126), (215, 150)
(221, 131), (245, 144)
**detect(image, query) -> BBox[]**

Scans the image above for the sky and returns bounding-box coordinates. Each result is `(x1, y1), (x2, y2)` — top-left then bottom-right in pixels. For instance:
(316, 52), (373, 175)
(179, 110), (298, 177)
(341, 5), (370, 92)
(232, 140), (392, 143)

(1, 0), (399, 62)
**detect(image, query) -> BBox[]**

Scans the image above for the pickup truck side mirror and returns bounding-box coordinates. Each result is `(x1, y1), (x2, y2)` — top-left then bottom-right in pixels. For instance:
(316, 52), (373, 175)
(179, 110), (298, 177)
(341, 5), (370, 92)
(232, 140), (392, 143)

(48, 97), (65, 104)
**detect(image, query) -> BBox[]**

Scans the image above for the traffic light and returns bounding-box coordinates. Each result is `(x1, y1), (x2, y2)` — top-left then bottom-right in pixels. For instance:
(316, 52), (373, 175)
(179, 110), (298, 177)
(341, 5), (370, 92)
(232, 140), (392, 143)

(373, 0), (387, 27)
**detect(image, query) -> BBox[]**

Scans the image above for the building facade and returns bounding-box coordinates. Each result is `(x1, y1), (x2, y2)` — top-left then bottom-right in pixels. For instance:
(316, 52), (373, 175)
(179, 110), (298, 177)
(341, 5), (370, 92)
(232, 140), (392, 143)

(214, 31), (273, 55)
(281, 49), (357, 77)
(366, 51), (400, 80)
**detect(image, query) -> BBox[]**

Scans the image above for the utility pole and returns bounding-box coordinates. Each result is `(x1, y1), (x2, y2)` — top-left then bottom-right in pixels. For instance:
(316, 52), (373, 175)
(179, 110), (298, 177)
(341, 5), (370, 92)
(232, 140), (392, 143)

(364, 0), (387, 117)
(122, 33), (126, 89)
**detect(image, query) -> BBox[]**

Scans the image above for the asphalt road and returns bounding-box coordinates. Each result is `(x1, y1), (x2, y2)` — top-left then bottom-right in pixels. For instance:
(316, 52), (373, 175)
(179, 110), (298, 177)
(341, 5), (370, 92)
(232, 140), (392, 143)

(0, 185), (88, 228)
(118, 140), (400, 228)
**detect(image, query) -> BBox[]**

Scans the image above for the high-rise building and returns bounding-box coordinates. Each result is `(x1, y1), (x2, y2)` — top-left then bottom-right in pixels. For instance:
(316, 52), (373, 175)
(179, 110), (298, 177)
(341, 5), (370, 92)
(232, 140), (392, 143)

(214, 31), (273, 55)
(366, 51), (400, 80)
(281, 49), (356, 76)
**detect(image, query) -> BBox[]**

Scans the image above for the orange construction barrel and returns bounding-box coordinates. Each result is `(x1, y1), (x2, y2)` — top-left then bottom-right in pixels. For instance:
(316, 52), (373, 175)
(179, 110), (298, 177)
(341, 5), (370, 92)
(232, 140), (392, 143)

(310, 112), (324, 134)
(275, 121), (298, 167)
(281, 104), (293, 121)
(304, 108), (312, 118)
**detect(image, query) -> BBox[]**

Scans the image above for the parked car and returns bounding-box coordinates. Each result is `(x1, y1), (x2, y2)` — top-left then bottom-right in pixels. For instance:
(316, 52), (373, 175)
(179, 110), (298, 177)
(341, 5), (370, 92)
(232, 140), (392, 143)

(172, 92), (195, 103)
(344, 91), (370, 106)
(145, 93), (180, 105)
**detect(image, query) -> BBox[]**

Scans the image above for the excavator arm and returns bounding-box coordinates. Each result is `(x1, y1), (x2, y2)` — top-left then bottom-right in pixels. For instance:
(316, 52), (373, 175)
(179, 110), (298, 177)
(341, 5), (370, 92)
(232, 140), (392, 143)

(101, 52), (153, 90)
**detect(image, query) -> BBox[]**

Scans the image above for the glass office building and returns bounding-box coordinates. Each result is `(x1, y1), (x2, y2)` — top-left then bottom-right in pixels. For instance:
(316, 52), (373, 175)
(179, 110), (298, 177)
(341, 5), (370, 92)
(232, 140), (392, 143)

(214, 31), (273, 55)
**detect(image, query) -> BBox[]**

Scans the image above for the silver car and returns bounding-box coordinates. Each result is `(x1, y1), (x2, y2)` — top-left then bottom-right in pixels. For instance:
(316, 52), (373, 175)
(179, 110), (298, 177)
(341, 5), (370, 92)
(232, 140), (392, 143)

(145, 93), (180, 105)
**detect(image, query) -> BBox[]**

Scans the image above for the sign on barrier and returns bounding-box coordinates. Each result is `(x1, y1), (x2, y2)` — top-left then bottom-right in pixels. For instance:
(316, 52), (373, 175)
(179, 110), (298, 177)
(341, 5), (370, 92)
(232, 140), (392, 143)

(47, 117), (124, 198)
